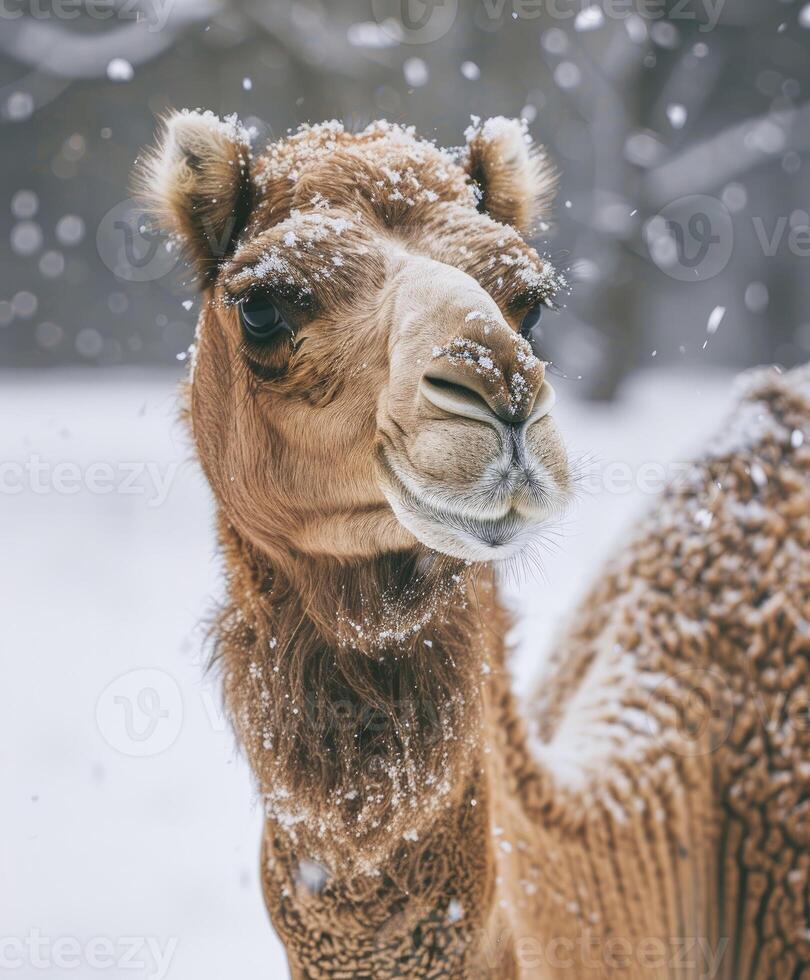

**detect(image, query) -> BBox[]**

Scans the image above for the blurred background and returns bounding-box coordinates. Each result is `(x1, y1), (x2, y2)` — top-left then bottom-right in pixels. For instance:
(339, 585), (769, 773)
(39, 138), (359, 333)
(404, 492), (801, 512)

(2, 1), (808, 977)
(2, 0), (810, 392)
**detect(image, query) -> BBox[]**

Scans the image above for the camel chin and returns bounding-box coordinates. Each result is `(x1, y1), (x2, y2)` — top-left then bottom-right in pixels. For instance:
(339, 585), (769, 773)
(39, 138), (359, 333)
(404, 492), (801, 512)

(378, 379), (570, 563)
(380, 457), (565, 562)
(381, 484), (545, 562)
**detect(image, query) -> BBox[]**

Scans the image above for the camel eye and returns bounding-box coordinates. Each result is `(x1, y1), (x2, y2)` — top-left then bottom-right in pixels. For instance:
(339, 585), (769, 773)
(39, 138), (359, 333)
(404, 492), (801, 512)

(519, 303), (544, 339)
(239, 294), (292, 343)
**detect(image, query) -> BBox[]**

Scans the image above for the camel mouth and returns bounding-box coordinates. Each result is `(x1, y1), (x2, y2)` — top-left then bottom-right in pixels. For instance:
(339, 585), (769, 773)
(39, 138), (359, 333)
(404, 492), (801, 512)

(377, 450), (561, 562)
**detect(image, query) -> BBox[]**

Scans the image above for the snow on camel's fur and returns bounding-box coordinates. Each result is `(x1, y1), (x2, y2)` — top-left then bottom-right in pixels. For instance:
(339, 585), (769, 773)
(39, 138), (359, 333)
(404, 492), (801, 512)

(138, 113), (810, 978)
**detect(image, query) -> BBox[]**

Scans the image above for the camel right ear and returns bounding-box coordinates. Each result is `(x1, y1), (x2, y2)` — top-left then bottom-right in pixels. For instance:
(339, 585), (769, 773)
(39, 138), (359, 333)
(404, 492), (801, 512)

(134, 109), (255, 284)
(463, 116), (557, 236)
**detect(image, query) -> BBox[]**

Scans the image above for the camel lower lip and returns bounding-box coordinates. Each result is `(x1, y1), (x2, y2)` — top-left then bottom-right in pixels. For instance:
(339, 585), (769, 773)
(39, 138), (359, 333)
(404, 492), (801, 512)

(378, 453), (541, 559)
(446, 513), (527, 546)
(399, 493), (537, 558)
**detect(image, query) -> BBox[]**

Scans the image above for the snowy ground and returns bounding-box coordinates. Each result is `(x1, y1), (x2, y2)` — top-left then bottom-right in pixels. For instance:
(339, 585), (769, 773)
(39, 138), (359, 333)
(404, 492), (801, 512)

(2, 367), (736, 979)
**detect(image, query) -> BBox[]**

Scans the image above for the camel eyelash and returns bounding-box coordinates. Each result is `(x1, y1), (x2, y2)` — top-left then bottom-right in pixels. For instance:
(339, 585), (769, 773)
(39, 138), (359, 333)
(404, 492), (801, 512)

(223, 283), (316, 316)
(236, 337), (298, 382)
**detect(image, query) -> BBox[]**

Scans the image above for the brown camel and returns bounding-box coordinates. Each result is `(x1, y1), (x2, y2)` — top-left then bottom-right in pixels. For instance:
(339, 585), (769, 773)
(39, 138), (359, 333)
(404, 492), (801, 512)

(138, 112), (810, 978)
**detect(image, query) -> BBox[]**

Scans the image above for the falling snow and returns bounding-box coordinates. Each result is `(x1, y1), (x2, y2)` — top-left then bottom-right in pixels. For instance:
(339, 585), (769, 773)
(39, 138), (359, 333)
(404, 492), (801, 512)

(666, 103), (688, 129)
(574, 6), (605, 31)
(707, 306), (726, 336)
(106, 58), (134, 82)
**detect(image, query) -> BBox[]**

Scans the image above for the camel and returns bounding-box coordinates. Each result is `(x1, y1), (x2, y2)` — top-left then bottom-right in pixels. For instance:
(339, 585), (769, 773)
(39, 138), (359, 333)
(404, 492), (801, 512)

(138, 111), (810, 978)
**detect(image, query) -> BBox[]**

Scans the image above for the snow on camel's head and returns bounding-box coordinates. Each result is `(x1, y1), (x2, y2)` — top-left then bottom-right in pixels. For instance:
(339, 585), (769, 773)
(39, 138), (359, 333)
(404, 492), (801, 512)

(137, 112), (571, 566)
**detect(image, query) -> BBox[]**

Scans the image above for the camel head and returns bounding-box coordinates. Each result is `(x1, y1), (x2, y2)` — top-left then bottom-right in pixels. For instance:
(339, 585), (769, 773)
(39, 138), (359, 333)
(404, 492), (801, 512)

(139, 112), (571, 567)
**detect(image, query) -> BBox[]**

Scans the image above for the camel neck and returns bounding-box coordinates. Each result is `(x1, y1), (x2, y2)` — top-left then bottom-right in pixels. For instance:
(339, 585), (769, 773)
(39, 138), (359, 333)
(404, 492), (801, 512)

(211, 520), (536, 976)
(212, 519), (508, 866)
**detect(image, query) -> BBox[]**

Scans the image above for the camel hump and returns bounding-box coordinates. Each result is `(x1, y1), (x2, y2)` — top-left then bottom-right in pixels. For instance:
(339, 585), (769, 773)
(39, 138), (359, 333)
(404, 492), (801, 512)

(733, 361), (810, 422)
(704, 362), (810, 467)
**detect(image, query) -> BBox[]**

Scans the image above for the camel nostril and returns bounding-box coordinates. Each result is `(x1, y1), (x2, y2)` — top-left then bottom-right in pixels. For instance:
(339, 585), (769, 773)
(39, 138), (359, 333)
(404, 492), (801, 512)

(422, 374), (491, 409)
(420, 371), (514, 424)
(424, 335), (549, 424)
(422, 375), (488, 404)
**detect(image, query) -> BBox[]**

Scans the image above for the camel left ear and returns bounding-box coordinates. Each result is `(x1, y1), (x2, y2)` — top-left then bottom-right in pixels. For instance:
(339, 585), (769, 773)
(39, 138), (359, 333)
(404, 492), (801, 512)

(463, 116), (557, 235)
(134, 109), (255, 284)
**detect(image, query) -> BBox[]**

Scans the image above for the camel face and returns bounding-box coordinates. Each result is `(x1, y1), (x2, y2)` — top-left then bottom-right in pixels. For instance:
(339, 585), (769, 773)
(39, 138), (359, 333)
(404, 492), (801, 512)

(139, 113), (570, 562)
(377, 256), (569, 561)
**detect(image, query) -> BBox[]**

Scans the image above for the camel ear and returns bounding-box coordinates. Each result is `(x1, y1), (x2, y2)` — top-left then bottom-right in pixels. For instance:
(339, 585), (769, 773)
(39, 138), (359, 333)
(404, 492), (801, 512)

(463, 116), (557, 235)
(135, 109), (255, 283)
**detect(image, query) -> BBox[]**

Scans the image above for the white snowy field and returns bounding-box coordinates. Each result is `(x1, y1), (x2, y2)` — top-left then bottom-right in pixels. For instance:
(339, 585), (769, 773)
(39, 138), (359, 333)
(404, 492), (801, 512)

(2, 367), (736, 979)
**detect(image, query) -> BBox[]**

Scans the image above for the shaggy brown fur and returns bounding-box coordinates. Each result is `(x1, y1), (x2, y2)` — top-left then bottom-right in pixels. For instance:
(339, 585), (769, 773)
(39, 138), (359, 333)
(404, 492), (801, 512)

(464, 115), (557, 235)
(138, 113), (810, 978)
(135, 110), (254, 282)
